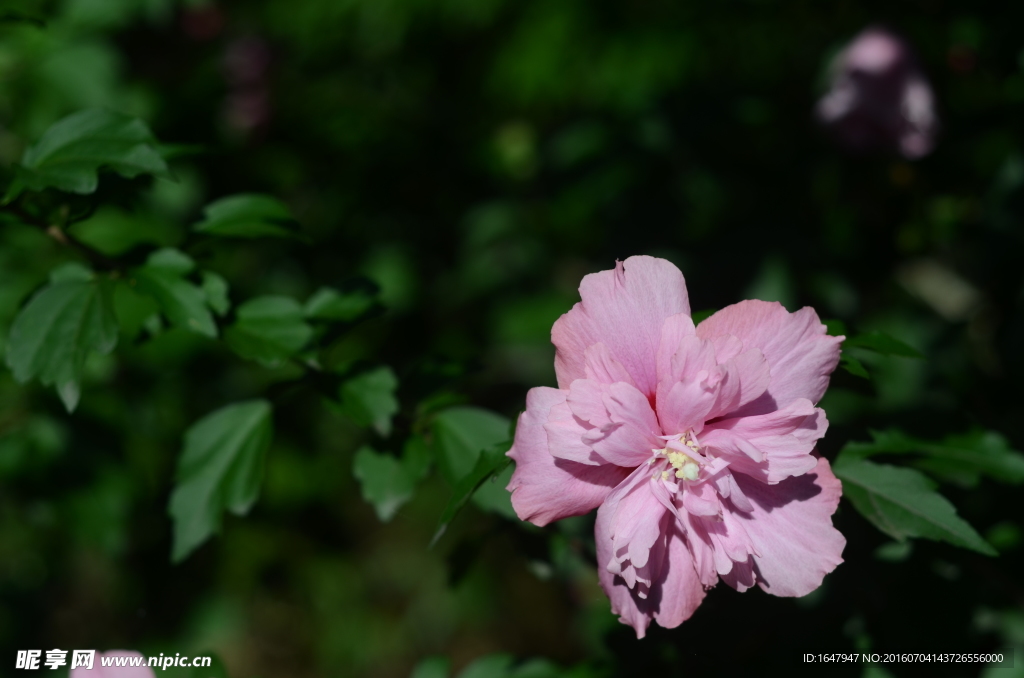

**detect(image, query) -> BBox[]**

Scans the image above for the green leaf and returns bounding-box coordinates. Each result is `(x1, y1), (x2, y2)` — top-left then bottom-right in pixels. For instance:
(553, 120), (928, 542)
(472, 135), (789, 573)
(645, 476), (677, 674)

(430, 406), (510, 485)
(470, 459), (516, 520)
(824, 318), (848, 337)
(352, 439), (431, 522)
(5, 108), (168, 201)
(433, 440), (512, 544)
(840, 353), (870, 379)
(304, 286), (377, 322)
(833, 453), (996, 555)
(193, 194), (302, 239)
(339, 366), (399, 436)
(168, 400), (273, 562)
(457, 655), (514, 678)
(411, 657), (451, 678)
(5, 275), (117, 412)
(845, 330), (924, 358)
(201, 271), (231, 317)
(131, 248), (217, 338)
(223, 296), (312, 367)
(840, 428), (1024, 485)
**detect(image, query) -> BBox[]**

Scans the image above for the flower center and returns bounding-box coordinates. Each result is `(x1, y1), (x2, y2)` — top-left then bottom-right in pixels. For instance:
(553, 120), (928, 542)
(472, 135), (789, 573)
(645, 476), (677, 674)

(666, 450), (700, 480)
(650, 432), (703, 482)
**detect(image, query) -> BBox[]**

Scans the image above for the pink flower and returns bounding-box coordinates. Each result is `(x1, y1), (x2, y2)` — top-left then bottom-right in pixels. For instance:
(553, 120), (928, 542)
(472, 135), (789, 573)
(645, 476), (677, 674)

(817, 27), (938, 159)
(507, 256), (846, 638)
(71, 651), (155, 678)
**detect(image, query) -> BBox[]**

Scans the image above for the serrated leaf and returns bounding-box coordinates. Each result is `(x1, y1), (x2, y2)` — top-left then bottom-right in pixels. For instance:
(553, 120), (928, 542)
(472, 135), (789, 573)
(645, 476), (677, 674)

(193, 194), (301, 239)
(201, 271), (230, 317)
(223, 296), (312, 367)
(840, 428), (1024, 485)
(132, 248), (217, 338)
(845, 330), (924, 358)
(168, 400), (273, 562)
(5, 276), (117, 411)
(430, 406), (510, 485)
(833, 453), (996, 555)
(5, 108), (168, 200)
(304, 286), (377, 322)
(352, 439), (431, 522)
(433, 440), (513, 545)
(339, 366), (399, 436)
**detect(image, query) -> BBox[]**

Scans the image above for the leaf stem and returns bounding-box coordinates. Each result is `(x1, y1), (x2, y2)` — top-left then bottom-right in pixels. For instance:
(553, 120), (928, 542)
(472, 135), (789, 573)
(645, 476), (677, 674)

(2, 202), (120, 271)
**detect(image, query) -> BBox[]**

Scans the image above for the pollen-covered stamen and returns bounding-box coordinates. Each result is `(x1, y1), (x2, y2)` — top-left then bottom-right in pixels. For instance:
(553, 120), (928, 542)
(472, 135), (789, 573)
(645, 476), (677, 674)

(649, 433), (704, 483)
(667, 450), (700, 480)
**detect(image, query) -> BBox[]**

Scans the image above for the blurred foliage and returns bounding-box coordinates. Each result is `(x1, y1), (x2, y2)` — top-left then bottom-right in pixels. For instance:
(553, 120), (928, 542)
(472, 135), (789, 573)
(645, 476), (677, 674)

(1, 0), (1024, 677)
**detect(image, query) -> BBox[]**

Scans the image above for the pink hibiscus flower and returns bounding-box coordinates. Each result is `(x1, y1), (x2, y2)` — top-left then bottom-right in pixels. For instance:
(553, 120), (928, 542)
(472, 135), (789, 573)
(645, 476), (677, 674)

(816, 26), (939, 159)
(506, 256), (846, 638)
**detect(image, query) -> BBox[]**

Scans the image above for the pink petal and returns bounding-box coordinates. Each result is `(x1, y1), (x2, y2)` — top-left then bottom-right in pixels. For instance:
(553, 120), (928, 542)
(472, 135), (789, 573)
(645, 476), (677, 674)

(681, 512), (720, 588)
(657, 376), (717, 435)
(602, 468), (666, 575)
(727, 456), (846, 597)
(655, 313), (697, 381)
(704, 348), (771, 421)
(596, 508), (705, 637)
(651, 524), (707, 630)
(584, 342), (637, 387)
(701, 399), (827, 483)
(696, 301), (843, 414)
(553, 256), (691, 398)
(507, 387), (629, 526)
(568, 380), (661, 467)
(543, 399), (602, 465)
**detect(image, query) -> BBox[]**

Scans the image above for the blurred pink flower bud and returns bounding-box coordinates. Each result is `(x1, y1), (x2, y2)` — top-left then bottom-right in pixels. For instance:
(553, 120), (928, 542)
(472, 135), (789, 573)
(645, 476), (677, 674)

(817, 27), (939, 159)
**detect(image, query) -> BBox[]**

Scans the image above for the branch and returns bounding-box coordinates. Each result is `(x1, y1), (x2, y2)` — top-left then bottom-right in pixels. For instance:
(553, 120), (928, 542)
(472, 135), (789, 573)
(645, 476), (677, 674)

(3, 202), (120, 271)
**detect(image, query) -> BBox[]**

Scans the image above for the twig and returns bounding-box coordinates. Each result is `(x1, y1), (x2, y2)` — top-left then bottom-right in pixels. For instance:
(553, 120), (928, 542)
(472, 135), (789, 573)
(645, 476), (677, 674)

(2, 202), (120, 271)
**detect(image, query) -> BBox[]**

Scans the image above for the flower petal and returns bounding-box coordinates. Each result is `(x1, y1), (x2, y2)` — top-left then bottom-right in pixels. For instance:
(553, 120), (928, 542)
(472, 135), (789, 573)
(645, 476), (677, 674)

(596, 507), (705, 638)
(704, 348), (771, 421)
(701, 399), (827, 483)
(568, 380), (661, 467)
(543, 399), (602, 465)
(727, 455), (845, 597)
(584, 342), (637, 387)
(696, 301), (842, 414)
(553, 256), (691, 398)
(507, 387), (629, 526)
(651, 525), (707, 630)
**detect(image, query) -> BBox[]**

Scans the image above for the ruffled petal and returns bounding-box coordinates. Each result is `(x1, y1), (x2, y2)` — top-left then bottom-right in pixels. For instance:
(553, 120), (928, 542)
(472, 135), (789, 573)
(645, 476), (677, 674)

(553, 256), (691, 398)
(568, 380), (661, 467)
(696, 301), (843, 414)
(651, 524), (707, 630)
(727, 456), (845, 597)
(543, 399), (602, 465)
(601, 468), (666, 579)
(507, 387), (629, 526)
(701, 399), (827, 483)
